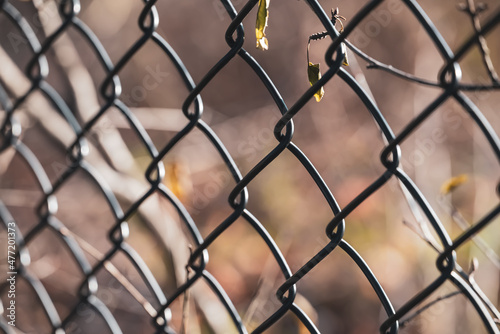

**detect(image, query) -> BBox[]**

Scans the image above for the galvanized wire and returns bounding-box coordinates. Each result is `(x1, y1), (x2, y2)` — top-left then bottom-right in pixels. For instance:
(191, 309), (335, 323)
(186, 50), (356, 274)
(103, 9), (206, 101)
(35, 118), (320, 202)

(0, 0), (499, 333)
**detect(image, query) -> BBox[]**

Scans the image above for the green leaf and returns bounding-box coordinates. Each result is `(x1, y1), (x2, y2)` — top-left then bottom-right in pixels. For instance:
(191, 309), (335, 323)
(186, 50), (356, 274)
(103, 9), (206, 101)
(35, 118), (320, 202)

(256, 0), (270, 50)
(307, 62), (324, 102)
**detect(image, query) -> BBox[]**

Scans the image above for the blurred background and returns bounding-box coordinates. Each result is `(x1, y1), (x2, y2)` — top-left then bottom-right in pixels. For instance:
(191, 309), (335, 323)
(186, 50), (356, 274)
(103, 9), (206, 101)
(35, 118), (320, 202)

(0, 0), (500, 333)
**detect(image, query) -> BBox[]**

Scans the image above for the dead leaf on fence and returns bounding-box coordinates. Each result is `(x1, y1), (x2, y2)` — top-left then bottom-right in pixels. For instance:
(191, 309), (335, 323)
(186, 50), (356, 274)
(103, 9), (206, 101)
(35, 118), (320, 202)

(256, 0), (270, 50)
(307, 62), (324, 102)
(440, 174), (468, 195)
(343, 51), (349, 66)
(294, 293), (318, 334)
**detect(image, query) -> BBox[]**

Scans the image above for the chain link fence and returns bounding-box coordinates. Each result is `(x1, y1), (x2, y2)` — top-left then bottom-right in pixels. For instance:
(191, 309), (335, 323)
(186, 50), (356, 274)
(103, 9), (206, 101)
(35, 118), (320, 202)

(0, 0), (500, 333)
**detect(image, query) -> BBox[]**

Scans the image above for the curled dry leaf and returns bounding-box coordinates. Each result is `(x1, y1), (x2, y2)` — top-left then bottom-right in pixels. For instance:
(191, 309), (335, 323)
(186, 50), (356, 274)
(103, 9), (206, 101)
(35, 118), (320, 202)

(307, 62), (324, 102)
(256, 0), (270, 50)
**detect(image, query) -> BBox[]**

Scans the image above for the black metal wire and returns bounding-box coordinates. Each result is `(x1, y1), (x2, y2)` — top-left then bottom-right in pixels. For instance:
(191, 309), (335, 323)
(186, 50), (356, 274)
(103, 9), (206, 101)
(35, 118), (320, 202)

(0, 0), (499, 333)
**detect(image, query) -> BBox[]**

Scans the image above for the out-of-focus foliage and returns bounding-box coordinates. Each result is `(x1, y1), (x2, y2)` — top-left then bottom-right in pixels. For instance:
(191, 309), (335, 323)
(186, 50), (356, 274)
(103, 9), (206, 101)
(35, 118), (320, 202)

(0, 0), (499, 333)
(307, 62), (324, 102)
(255, 0), (270, 50)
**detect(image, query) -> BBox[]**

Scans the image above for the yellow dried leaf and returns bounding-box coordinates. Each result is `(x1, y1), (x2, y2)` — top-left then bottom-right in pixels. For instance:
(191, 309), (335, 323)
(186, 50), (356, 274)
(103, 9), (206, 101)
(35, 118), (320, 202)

(307, 62), (324, 102)
(440, 174), (468, 195)
(343, 52), (349, 66)
(165, 161), (192, 202)
(256, 0), (270, 50)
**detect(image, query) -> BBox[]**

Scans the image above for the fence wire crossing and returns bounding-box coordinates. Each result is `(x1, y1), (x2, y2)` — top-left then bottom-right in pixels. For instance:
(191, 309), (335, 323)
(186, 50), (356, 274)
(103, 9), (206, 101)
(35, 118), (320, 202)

(1, 0), (500, 333)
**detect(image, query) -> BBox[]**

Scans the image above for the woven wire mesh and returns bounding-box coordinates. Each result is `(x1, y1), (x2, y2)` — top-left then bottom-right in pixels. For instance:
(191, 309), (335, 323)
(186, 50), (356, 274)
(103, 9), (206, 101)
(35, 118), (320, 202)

(0, 0), (500, 333)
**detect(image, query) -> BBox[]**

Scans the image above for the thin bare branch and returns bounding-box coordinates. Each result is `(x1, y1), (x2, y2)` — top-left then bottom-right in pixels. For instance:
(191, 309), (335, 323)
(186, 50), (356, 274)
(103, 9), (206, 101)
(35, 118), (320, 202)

(403, 219), (441, 252)
(59, 226), (158, 318)
(346, 51), (443, 254)
(0, 43), (233, 334)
